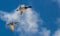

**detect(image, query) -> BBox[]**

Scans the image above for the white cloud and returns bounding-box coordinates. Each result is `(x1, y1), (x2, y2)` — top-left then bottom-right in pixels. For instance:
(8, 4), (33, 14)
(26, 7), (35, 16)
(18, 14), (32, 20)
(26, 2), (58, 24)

(0, 5), (50, 36)
(0, 7), (40, 36)
(15, 8), (39, 36)
(39, 28), (51, 36)
(0, 11), (21, 24)
(53, 29), (60, 36)
(53, 18), (60, 36)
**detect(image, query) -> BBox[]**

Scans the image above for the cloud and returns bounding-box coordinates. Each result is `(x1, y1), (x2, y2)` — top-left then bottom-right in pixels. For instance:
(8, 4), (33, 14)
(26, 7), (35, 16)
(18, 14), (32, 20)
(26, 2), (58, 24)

(0, 8), (40, 36)
(15, 9), (51, 36)
(0, 5), (51, 36)
(53, 18), (60, 36)
(39, 28), (51, 36)
(0, 11), (20, 23)
(53, 29), (60, 36)
(15, 8), (39, 36)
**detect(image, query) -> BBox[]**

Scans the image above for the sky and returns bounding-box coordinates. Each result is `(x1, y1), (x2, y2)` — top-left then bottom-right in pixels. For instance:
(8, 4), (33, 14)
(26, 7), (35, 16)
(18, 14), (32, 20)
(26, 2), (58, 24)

(0, 0), (60, 36)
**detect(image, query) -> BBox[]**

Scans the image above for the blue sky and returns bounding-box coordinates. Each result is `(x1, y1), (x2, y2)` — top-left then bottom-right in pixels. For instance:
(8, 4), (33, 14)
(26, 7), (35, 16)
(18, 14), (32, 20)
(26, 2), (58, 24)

(0, 0), (60, 36)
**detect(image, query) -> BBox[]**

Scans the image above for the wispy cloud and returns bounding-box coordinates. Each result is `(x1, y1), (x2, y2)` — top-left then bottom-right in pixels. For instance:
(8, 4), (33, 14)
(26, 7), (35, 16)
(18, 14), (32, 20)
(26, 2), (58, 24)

(15, 8), (39, 36)
(14, 8), (51, 36)
(53, 29), (60, 36)
(0, 6), (51, 36)
(0, 11), (20, 23)
(39, 27), (51, 36)
(53, 18), (60, 36)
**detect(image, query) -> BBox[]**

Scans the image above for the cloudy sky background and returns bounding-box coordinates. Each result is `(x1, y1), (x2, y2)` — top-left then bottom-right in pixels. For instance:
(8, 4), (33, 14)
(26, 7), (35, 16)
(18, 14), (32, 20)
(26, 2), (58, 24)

(0, 0), (60, 36)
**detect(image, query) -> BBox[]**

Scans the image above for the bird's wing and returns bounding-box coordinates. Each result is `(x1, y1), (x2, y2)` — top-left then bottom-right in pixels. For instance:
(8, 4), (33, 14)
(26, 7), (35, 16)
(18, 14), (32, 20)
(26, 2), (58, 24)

(13, 22), (20, 25)
(9, 25), (14, 32)
(7, 24), (14, 32)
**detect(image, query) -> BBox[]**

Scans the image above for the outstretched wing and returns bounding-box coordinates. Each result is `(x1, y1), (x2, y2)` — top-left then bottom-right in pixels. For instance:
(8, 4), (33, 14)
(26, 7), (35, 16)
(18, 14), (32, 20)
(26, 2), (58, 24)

(6, 24), (14, 32)
(6, 22), (20, 32)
